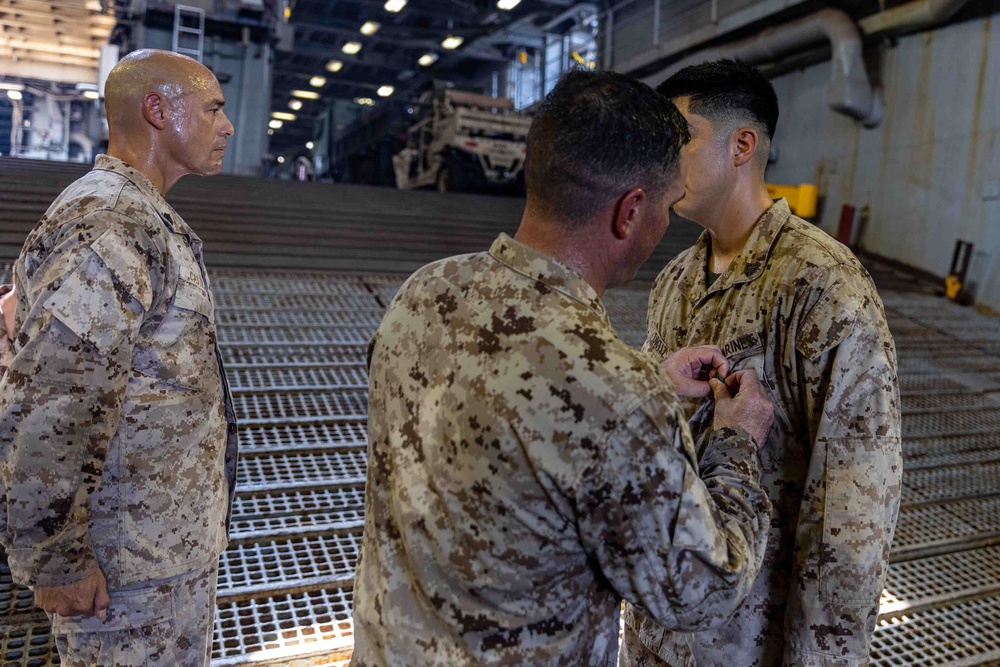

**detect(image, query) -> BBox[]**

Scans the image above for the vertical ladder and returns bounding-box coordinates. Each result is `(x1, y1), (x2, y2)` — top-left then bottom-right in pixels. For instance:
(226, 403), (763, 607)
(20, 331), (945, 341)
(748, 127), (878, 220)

(173, 4), (206, 62)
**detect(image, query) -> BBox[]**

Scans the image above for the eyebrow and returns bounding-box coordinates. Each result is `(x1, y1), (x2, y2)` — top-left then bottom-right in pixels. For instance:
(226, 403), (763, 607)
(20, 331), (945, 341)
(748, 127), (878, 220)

(209, 99), (226, 108)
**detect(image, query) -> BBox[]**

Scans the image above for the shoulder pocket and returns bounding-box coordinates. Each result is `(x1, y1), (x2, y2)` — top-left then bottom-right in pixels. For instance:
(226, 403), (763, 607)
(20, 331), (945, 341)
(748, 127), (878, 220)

(89, 228), (153, 311)
(43, 249), (144, 355)
(796, 282), (861, 361)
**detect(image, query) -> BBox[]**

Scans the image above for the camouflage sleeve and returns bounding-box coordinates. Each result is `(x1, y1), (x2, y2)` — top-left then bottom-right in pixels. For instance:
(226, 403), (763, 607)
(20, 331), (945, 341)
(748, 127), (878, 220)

(576, 392), (772, 631)
(0, 212), (157, 588)
(783, 267), (903, 665)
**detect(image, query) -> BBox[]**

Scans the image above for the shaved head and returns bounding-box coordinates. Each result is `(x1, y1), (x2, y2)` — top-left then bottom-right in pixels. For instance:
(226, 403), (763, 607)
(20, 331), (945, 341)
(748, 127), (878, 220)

(105, 49), (214, 137)
(104, 48), (234, 189)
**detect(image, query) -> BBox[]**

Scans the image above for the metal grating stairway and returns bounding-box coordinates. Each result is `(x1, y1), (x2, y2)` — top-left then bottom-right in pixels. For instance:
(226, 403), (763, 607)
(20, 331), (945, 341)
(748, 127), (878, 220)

(1, 257), (1000, 666)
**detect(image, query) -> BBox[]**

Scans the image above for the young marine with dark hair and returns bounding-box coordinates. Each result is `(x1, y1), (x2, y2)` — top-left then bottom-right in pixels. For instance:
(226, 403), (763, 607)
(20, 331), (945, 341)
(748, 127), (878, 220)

(350, 69), (777, 667)
(622, 59), (902, 667)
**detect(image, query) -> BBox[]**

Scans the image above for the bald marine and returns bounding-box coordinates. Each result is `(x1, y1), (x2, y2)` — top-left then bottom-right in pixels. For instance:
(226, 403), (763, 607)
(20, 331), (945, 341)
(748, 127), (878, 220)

(0, 47), (239, 667)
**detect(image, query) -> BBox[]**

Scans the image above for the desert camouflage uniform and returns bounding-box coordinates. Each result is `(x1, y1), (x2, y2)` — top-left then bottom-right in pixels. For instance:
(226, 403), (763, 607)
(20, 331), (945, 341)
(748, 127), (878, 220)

(0, 155), (238, 666)
(351, 234), (772, 667)
(622, 199), (902, 666)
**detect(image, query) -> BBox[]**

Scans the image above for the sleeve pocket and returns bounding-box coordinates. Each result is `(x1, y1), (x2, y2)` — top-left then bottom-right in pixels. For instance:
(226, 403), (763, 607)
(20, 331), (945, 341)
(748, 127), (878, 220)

(819, 437), (895, 606)
(43, 251), (143, 355)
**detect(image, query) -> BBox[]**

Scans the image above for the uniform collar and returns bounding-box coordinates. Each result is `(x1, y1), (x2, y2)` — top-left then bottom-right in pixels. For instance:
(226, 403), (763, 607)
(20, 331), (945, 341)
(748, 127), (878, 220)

(93, 154), (195, 239)
(489, 234), (610, 324)
(676, 199), (792, 303)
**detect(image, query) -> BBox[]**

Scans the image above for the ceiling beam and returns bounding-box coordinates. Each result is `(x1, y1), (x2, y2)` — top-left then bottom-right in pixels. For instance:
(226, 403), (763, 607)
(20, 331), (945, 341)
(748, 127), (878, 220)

(0, 56), (94, 81)
(0, 7), (115, 26)
(0, 47), (98, 66)
(0, 36), (99, 56)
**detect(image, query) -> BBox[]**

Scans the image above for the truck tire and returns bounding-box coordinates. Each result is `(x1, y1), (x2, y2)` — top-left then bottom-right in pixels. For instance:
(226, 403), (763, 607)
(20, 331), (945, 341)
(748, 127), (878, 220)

(437, 160), (465, 193)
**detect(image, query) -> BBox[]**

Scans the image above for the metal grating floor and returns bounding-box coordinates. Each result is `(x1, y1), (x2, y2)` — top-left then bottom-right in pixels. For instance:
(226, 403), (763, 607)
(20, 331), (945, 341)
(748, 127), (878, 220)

(2, 259), (1000, 666)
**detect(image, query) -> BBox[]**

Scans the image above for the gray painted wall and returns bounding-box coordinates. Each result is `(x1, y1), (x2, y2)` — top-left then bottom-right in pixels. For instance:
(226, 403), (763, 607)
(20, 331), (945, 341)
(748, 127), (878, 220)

(132, 24), (272, 176)
(765, 15), (999, 309)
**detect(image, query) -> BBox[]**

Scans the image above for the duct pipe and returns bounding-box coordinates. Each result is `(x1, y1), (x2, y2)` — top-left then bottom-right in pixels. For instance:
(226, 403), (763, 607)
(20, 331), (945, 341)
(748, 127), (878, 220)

(859, 0), (969, 36)
(642, 8), (883, 127)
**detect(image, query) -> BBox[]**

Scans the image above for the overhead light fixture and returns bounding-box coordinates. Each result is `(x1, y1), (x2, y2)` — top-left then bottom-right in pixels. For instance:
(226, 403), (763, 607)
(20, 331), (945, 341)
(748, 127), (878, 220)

(291, 90), (320, 100)
(269, 119), (283, 129)
(418, 53), (439, 67)
(377, 85), (395, 97)
(6, 90), (22, 101)
(310, 76), (327, 87)
(0, 82), (25, 92)
(277, 156), (285, 164)
(497, 0), (521, 9)
(289, 99), (302, 110)
(441, 36), (464, 50)
(306, 141), (314, 150)
(354, 97), (375, 106)
(82, 90), (100, 100)
(267, 128), (274, 136)
(384, 0), (406, 12)
(342, 41), (362, 55)
(360, 21), (381, 36)
(272, 111), (297, 121)
(326, 60), (343, 72)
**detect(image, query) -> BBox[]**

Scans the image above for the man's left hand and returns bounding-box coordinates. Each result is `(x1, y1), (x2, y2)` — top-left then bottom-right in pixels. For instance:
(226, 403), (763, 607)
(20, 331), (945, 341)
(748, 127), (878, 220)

(660, 345), (730, 398)
(0, 284), (15, 341)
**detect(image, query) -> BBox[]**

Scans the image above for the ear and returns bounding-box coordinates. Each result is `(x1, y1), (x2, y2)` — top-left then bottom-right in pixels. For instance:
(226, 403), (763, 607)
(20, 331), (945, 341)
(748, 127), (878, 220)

(613, 188), (645, 240)
(732, 126), (759, 168)
(142, 93), (167, 131)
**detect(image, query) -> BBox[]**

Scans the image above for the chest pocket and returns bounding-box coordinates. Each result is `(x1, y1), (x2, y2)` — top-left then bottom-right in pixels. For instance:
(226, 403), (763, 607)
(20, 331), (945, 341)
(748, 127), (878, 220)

(173, 259), (213, 321)
(719, 331), (794, 438)
(131, 246), (216, 390)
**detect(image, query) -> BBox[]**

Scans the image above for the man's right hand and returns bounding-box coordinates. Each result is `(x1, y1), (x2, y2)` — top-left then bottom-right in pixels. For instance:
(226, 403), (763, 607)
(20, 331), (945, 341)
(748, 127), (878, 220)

(33, 568), (111, 620)
(711, 369), (774, 446)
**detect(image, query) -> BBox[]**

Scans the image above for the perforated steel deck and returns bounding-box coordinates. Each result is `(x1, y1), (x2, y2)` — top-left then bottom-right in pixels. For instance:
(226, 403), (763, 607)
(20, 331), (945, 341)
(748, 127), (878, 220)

(4, 261), (999, 667)
(880, 545), (1000, 618)
(212, 588), (355, 666)
(872, 593), (1000, 667)
(232, 390), (369, 424)
(237, 423), (368, 454)
(230, 487), (367, 541)
(228, 366), (368, 394)
(0, 623), (60, 667)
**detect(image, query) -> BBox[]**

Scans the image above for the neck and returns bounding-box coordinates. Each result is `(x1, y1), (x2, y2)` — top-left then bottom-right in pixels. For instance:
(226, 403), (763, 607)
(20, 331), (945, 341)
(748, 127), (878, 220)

(703, 179), (773, 273)
(513, 209), (611, 298)
(107, 139), (184, 197)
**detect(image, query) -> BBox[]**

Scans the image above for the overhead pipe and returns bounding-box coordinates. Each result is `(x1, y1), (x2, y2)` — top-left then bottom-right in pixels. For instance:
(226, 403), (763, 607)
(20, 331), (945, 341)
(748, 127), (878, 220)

(642, 8), (884, 127)
(859, 0), (970, 36)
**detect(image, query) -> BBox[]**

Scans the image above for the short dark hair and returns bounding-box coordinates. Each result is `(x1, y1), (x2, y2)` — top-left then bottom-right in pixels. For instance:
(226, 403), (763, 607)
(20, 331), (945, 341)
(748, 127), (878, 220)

(525, 69), (689, 225)
(657, 59), (779, 142)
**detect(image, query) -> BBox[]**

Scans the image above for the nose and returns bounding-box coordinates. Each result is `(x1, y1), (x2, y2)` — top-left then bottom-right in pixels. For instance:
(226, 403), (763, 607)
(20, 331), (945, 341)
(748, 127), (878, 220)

(221, 111), (235, 137)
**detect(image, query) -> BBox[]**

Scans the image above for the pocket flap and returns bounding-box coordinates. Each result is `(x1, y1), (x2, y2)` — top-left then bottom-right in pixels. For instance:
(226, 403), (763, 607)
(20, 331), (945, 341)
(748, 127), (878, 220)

(50, 580), (174, 633)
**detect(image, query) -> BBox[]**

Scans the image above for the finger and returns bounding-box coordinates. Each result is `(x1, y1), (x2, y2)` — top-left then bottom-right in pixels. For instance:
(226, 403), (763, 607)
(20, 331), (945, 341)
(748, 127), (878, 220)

(93, 586), (111, 623)
(681, 378), (713, 399)
(728, 369), (760, 390)
(709, 377), (731, 401)
(690, 346), (729, 371)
